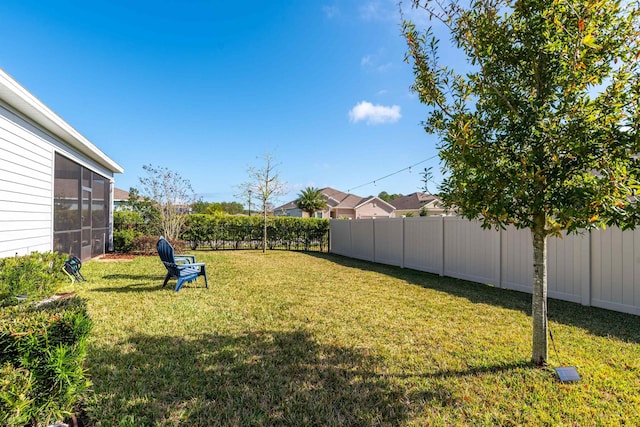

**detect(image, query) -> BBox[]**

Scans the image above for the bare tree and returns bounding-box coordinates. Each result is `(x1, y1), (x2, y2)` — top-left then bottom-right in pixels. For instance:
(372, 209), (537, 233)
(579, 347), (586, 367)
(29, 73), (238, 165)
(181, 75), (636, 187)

(241, 154), (287, 252)
(139, 164), (195, 241)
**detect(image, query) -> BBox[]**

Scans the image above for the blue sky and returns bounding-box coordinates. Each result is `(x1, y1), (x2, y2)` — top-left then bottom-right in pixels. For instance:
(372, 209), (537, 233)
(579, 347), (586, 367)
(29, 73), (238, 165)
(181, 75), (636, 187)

(0, 0), (442, 205)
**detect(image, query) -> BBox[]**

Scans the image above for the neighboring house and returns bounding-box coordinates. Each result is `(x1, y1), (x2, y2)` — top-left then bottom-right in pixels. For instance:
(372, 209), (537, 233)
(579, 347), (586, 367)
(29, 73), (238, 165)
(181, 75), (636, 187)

(275, 187), (396, 219)
(0, 69), (123, 261)
(114, 188), (192, 214)
(389, 192), (447, 216)
(113, 187), (130, 209)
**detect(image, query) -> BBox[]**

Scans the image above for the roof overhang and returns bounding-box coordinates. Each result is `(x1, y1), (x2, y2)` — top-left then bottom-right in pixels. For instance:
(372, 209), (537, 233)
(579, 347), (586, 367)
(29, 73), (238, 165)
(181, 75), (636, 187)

(0, 69), (123, 174)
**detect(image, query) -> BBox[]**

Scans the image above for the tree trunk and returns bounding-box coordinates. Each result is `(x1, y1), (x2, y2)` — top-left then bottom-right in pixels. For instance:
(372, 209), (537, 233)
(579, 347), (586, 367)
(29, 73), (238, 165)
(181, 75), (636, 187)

(531, 214), (548, 366)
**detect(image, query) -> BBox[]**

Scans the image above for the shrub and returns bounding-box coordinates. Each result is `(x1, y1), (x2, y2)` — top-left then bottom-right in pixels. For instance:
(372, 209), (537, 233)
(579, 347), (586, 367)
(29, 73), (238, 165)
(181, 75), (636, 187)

(0, 363), (34, 427)
(181, 215), (330, 251)
(0, 297), (92, 426)
(113, 229), (141, 253)
(130, 235), (187, 255)
(0, 252), (68, 304)
(113, 209), (156, 235)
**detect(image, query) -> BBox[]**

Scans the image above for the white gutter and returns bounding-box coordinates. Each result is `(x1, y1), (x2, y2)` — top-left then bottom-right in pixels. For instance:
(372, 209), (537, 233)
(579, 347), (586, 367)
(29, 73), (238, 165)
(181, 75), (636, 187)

(0, 68), (123, 174)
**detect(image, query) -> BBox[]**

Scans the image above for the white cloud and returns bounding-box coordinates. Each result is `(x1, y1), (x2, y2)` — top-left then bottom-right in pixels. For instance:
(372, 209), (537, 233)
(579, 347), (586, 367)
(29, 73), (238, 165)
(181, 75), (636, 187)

(323, 5), (340, 19)
(359, 1), (396, 22)
(349, 101), (401, 125)
(360, 49), (394, 72)
(376, 62), (393, 72)
(400, 2), (431, 27)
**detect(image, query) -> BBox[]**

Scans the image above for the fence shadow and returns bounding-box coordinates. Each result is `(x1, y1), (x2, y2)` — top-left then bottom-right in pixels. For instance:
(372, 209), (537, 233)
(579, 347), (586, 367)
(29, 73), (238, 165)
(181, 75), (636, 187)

(306, 252), (640, 345)
(86, 329), (411, 426)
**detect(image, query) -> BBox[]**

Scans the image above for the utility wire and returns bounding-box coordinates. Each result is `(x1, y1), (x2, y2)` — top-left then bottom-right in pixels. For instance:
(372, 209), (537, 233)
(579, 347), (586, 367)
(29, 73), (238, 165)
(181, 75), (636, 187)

(347, 155), (439, 193)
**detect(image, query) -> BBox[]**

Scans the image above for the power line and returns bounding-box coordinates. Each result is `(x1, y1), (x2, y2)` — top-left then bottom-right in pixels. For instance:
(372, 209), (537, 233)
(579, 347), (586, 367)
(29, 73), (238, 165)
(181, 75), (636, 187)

(347, 155), (439, 193)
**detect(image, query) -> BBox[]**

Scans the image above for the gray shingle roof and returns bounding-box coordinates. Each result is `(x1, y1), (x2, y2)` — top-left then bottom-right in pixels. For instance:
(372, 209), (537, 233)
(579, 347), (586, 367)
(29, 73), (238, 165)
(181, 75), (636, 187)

(274, 187), (352, 211)
(114, 188), (130, 201)
(389, 192), (439, 210)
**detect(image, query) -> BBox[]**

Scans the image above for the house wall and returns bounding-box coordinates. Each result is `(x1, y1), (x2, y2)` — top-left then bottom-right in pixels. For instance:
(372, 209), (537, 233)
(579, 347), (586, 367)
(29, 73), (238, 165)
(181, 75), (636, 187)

(277, 208), (303, 217)
(0, 103), (53, 258)
(315, 209), (331, 219)
(355, 201), (394, 219)
(276, 208), (330, 218)
(395, 204), (448, 217)
(332, 208), (355, 219)
(0, 100), (115, 259)
(395, 209), (418, 217)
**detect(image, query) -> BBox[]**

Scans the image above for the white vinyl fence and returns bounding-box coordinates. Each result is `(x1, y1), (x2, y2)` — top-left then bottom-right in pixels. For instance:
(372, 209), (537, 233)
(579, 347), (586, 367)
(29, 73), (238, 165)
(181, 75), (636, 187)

(330, 217), (640, 316)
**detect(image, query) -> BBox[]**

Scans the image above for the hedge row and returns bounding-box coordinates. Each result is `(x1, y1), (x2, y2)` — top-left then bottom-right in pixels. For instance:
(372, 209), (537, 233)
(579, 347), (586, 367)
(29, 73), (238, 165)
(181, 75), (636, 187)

(181, 215), (330, 251)
(0, 297), (92, 426)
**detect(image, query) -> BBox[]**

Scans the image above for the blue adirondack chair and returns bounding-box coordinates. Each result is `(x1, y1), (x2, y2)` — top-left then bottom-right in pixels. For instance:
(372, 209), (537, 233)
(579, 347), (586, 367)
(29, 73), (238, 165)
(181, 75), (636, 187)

(156, 236), (208, 292)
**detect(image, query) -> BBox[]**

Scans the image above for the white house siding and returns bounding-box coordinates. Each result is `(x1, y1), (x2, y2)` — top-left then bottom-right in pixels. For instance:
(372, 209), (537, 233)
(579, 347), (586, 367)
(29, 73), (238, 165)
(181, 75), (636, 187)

(0, 101), (116, 258)
(0, 102), (54, 257)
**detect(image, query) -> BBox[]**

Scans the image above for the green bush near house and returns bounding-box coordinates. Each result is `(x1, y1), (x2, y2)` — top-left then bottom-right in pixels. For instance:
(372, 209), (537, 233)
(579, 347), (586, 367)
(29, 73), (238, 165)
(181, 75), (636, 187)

(113, 209), (153, 252)
(0, 252), (68, 305)
(0, 297), (92, 426)
(113, 229), (140, 253)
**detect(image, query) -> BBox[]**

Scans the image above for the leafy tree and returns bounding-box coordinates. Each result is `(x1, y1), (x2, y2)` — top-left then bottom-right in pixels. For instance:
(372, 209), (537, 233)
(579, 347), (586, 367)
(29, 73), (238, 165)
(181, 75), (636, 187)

(138, 165), (195, 241)
(378, 191), (404, 202)
(403, 0), (640, 365)
(191, 199), (212, 214)
(219, 201), (245, 215)
(191, 200), (244, 215)
(241, 154), (287, 252)
(295, 187), (328, 217)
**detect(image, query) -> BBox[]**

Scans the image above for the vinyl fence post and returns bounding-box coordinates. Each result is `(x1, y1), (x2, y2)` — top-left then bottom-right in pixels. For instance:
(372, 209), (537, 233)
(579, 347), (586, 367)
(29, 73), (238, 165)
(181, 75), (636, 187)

(440, 215), (445, 277)
(372, 219), (376, 263)
(497, 227), (502, 288)
(401, 217), (405, 269)
(581, 230), (592, 306)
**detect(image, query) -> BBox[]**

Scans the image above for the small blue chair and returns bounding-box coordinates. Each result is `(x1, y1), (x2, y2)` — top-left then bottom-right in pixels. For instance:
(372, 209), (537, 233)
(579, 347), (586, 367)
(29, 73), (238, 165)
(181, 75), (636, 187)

(156, 236), (208, 292)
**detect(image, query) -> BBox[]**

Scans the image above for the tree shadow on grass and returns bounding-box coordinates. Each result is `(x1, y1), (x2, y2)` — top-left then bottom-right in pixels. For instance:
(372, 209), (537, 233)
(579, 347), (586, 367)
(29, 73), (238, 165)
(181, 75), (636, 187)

(306, 252), (640, 344)
(396, 359), (533, 381)
(86, 329), (411, 426)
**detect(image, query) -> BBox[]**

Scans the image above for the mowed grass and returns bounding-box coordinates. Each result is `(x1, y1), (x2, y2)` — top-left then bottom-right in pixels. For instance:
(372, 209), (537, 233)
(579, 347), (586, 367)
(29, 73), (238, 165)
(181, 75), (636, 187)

(78, 251), (640, 426)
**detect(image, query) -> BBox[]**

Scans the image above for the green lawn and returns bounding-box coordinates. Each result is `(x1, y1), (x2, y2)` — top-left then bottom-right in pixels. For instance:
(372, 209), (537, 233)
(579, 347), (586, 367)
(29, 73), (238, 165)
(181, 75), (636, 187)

(78, 251), (639, 426)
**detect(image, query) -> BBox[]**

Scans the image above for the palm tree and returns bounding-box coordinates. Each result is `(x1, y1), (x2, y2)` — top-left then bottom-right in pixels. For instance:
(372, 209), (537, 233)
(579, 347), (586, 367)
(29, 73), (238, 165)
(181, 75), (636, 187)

(295, 187), (327, 217)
